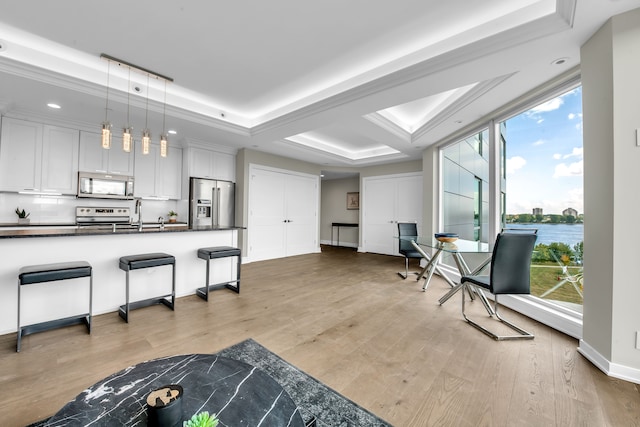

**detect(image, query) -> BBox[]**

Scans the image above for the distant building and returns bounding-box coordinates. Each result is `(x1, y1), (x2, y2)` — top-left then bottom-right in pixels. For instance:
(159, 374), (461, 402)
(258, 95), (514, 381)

(563, 207), (578, 217)
(532, 208), (543, 216)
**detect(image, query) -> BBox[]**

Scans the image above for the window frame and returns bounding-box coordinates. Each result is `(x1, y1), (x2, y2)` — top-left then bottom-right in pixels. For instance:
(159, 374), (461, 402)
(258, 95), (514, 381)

(436, 70), (583, 339)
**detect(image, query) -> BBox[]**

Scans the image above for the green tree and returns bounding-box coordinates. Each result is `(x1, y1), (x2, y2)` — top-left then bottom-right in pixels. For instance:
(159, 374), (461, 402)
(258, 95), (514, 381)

(565, 215), (576, 224)
(532, 243), (550, 262)
(548, 214), (562, 223)
(518, 213), (534, 223)
(573, 241), (583, 263)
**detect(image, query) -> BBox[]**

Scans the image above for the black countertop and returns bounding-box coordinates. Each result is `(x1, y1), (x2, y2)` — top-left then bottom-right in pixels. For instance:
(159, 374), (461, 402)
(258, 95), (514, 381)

(0, 224), (244, 239)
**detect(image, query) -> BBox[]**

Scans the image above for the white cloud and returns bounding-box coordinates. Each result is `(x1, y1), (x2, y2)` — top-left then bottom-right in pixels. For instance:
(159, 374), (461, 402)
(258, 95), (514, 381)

(530, 97), (564, 113)
(563, 147), (583, 159)
(554, 160), (583, 177)
(506, 156), (526, 175)
(532, 139), (545, 146)
(568, 113), (575, 120)
(553, 153), (562, 160)
(536, 119), (544, 124)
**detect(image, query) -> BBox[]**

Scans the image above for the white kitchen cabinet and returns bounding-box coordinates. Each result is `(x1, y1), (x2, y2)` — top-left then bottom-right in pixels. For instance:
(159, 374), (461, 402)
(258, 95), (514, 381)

(189, 146), (235, 181)
(362, 173), (422, 256)
(248, 165), (319, 261)
(78, 131), (134, 176)
(0, 117), (78, 194)
(134, 143), (182, 199)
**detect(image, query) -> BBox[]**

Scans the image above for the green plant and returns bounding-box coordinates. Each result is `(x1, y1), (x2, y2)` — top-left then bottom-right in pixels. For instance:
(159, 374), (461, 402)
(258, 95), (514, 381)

(183, 411), (219, 427)
(168, 210), (178, 217)
(15, 207), (30, 218)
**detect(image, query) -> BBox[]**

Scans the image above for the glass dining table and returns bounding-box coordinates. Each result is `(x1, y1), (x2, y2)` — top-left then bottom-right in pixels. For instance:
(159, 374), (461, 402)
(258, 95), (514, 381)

(405, 236), (494, 313)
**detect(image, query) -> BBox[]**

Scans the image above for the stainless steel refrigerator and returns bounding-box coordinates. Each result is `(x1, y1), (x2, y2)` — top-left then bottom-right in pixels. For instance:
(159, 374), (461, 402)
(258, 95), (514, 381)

(189, 177), (235, 228)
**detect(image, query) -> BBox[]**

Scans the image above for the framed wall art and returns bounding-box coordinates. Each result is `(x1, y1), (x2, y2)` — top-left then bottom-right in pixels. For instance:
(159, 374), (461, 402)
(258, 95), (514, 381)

(347, 192), (359, 210)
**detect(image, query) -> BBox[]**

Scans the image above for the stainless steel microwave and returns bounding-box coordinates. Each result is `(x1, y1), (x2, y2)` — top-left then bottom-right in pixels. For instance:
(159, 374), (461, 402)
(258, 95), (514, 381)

(77, 172), (134, 200)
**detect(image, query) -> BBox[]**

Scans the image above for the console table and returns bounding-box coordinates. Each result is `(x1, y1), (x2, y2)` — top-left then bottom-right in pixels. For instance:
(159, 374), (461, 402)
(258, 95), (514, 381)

(46, 354), (305, 426)
(330, 222), (359, 247)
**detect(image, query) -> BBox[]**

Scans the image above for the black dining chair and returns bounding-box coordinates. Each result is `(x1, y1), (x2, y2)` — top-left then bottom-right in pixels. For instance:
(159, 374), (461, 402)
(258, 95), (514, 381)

(397, 223), (422, 279)
(460, 230), (537, 340)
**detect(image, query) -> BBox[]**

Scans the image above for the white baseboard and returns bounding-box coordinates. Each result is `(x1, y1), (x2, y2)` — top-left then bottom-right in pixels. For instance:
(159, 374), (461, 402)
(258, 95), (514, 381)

(578, 340), (640, 385)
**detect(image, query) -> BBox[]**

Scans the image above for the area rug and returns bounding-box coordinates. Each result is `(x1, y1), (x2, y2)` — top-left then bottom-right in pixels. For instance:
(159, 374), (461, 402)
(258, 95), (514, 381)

(218, 338), (391, 427)
(29, 338), (391, 427)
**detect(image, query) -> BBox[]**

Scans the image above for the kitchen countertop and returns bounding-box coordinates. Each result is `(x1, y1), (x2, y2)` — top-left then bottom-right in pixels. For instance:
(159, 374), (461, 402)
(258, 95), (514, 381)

(0, 223), (244, 239)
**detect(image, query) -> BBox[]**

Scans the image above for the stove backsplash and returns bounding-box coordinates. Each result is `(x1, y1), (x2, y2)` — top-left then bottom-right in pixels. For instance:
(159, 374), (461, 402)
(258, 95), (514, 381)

(0, 192), (187, 225)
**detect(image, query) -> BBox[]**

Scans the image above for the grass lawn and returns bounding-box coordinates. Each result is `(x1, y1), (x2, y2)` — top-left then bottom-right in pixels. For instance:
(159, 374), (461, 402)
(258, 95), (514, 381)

(530, 262), (583, 305)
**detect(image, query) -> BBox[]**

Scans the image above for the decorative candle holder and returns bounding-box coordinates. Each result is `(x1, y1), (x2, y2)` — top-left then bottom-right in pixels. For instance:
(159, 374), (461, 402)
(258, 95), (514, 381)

(146, 384), (183, 427)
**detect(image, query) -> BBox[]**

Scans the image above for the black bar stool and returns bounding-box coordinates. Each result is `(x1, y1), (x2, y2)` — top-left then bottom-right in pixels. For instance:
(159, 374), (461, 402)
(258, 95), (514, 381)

(118, 253), (175, 322)
(17, 261), (93, 352)
(196, 246), (241, 301)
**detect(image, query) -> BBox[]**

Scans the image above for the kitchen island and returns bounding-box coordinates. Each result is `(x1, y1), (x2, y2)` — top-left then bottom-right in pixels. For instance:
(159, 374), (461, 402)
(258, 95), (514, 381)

(0, 225), (241, 335)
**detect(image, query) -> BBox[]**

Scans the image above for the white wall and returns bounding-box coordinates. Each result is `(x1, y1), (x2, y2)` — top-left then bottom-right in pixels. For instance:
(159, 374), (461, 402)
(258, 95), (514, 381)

(320, 177), (359, 246)
(579, 8), (640, 383)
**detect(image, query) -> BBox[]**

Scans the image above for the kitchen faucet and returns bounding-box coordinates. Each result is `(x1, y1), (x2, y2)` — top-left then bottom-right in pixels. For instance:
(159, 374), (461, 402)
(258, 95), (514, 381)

(135, 199), (143, 231)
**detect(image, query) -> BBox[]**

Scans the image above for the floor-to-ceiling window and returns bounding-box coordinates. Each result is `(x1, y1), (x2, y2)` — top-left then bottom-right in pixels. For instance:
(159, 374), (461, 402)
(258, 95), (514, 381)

(502, 86), (584, 314)
(438, 81), (583, 337)
(441, 129), (490, 242)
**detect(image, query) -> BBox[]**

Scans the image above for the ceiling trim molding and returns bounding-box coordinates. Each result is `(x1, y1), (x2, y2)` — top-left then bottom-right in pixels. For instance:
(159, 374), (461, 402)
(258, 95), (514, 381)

(432, 66), (581, 150)
(411, 73), (516, 144)
(362, 113), (411, 142)
(0, 57), (252, 138)
(556, 0), (577, 27)
(275, 138), (409, 166)
(249, 8), (574, 137)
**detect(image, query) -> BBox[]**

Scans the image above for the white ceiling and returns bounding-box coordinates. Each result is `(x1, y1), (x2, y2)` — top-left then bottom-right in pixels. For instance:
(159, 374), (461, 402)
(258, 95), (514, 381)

(0, 0), (638, 168)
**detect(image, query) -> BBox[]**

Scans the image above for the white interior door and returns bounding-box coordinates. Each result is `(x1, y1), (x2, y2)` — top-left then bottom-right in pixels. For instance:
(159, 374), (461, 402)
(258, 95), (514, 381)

(363, 173), (422, 256)
(249, 168), (287, 261)
(285, 174), (318, 257)
(363, 177), (397, 255)
(396, 174), (423, 227)
(248, 165), (319, 261)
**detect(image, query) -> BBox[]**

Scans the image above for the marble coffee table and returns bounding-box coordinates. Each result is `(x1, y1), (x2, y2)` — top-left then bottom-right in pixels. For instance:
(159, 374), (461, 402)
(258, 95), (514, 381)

(45, 354), (305, 426)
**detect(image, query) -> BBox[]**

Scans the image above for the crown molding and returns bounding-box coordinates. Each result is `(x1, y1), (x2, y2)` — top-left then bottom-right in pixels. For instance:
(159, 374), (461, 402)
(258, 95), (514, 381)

(411, 74), (515, 143)
(250, 4), (574, 137)
(275, 138), (409, 166)
(363, 113), (411, 142)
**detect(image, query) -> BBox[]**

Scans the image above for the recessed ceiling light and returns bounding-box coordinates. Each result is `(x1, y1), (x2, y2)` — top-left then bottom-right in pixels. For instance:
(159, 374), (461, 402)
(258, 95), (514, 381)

(454, 120), (462, 124)
(552, 57), (569, 66)
(168, 130), (177, 135)
(47, 103), (61, 109)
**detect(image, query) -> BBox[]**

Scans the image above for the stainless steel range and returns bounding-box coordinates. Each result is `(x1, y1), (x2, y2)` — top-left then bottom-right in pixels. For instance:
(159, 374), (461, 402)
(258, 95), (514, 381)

(76, 207), (131, 226)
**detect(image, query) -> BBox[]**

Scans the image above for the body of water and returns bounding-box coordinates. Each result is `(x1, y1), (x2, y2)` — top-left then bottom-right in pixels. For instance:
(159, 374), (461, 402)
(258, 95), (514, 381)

(506, 223), (584, 247)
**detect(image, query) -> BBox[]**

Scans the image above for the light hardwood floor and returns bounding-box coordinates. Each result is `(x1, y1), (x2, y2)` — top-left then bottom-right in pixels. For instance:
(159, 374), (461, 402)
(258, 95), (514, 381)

(1, 246), (638, 426)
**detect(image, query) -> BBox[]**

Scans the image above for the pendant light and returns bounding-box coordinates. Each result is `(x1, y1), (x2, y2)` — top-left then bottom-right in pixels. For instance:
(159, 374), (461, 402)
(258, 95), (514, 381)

(141, 73), (151, 155)
(101, 60), (112, 149)
(99, 54), (173, 155)
(160, 79), (168, 158)
(122, 67), (133, 153)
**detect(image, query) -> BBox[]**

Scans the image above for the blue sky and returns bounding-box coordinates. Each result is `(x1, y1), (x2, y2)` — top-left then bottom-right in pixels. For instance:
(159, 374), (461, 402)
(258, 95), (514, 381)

(505, 87), (583, 215)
